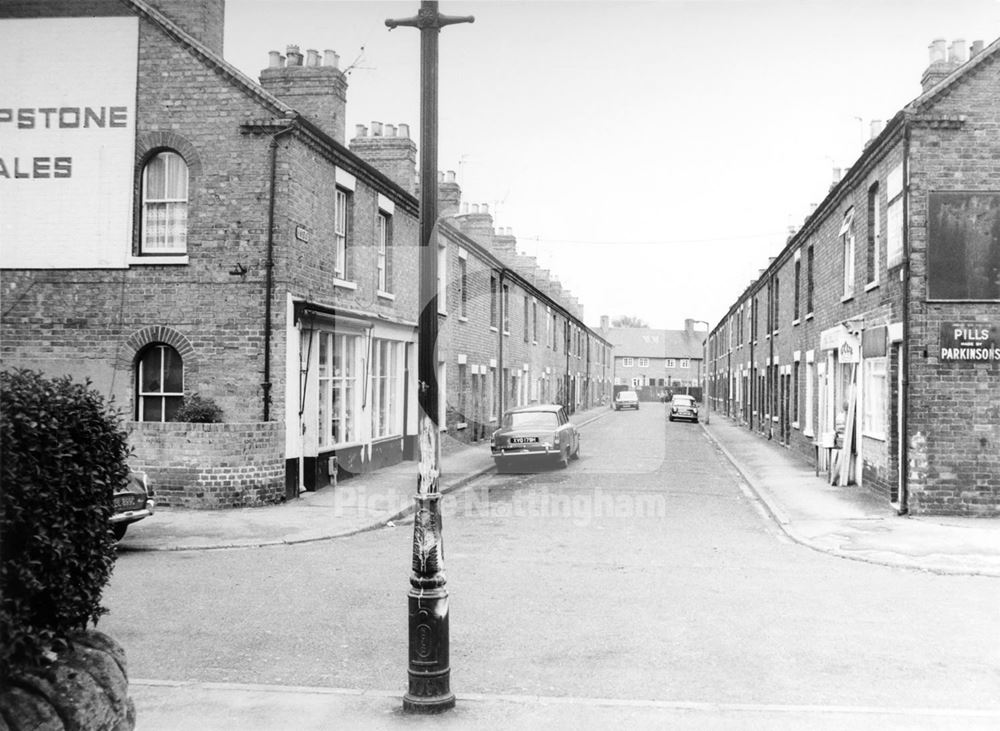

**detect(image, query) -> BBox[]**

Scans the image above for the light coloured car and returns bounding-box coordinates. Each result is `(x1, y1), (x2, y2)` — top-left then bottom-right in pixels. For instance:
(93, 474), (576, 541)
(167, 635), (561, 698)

(491, 404), (580, 472)
(668, 394), (699, 422)
(614, 390), (640, 411)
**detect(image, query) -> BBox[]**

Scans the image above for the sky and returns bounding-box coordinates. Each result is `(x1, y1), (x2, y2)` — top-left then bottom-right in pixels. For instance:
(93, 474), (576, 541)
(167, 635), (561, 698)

(223, 0), (1000, 330)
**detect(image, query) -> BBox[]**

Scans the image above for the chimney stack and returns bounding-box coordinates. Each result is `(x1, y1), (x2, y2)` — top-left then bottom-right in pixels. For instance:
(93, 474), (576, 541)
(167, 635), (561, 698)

(921, 37), (962, 92)
(349, 120), (418, 194)
(600, 315), (610, 332)
(260, 43), (349, 143)
(147, 0), (225, 54)
(438, 169), (461, 217)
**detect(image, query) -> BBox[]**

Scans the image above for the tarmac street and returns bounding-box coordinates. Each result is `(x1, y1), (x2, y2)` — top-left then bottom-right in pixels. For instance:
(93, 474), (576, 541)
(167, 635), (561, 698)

(102, 404), (1000, 729)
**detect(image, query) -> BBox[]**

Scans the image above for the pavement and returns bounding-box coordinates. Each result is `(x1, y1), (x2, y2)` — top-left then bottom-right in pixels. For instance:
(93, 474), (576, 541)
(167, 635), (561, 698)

(121, 403), (1000, 730)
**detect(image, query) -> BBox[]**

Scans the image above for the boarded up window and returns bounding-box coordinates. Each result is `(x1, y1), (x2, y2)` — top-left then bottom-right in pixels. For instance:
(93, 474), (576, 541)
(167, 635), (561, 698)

(927, 192), (1000, 300)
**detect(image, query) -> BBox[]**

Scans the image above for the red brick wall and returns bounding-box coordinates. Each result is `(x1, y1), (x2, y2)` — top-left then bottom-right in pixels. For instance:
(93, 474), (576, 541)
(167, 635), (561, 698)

(129, 421), (285, 508)
(904, 53), (1000, 515)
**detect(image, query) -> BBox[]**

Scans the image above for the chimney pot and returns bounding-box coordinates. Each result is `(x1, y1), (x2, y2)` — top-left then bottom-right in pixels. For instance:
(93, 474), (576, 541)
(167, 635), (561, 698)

(482, 203), (490, 215)
(324, 49), (339, 68)
(398, 123), (410, 138)
(306, 49), (320, 66)
(268, 50), (283, 68)
(929, 38), (947, 64)
(461, 202), (470, 214)
(355, 124), (367, 138)
(949, 39), (967, 63)
(869, 119), (883, 139)
(386, 124), (397, 137)
(438, 171), (445, 183)
(371, 121), (383, 136)
(971, 40), (985, 56)
(286, 45), (303, 66)
(472, 204), (480, 214)
(446, 170), (456, 183)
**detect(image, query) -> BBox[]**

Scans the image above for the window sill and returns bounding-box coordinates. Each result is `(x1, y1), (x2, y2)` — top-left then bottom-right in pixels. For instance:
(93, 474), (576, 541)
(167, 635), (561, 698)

(792, 421), (799, 430)
(490, 326), (498, 333)
(792, 319), (800, 327)
(841, 293), (854, 303)
(864, 281), (879, 293)
(457, 422), (468, 430)
(458, 316), (469, 323)
(129, 255), (189, 266)
(334, 278), (357, 290)
(805, 313), (814, 321)
(377, 290), (395, 301)
(863, 431), (887, 442)
(804, 429), (814, 438)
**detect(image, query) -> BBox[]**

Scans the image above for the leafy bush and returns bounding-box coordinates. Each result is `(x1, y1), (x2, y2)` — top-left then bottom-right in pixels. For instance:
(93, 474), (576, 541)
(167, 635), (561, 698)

(173, 392), (223, 423)
(0, 370), (130, 676)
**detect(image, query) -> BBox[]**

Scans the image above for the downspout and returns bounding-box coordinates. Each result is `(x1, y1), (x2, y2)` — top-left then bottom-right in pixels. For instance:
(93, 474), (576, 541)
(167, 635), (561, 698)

(498, 269), (506, 418)
(768, 275), (775, 440)
(749, 300), (755, 432)
(899, 122), (911, 515)
(262, 123), (296, 422)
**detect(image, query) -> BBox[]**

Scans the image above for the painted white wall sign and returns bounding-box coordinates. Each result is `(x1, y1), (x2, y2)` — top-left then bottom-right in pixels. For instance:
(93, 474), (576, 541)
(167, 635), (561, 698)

(0, 17), (138, 269)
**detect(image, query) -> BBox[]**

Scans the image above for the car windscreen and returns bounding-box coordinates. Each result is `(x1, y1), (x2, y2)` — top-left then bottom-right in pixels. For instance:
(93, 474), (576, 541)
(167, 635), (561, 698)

(505, 411), (558, 429)
(673, 396), (694, 406)
(618, 393), (637, 400)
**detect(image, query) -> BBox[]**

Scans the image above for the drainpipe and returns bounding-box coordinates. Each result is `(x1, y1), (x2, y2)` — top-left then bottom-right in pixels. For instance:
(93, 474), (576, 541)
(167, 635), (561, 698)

(262, 123), (296, 422)
(768, 275), (775, 440)
(899, 122), (911, 515)
(498, 269), (506, 417)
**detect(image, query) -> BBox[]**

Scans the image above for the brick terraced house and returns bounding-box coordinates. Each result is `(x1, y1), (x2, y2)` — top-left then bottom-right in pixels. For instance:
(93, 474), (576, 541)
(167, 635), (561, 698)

(703, 37), (1000, 516)
(0, 0), (609, 507)
(601, 318), (706, 402)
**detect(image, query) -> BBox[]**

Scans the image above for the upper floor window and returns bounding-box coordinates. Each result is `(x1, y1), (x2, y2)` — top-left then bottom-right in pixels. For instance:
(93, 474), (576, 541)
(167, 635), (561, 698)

(490, 275), (498, 328)
(793, 257), (801, 320)
(622, 357), (634, 367)
(136, 343), (183, 421)
(376, 210), (392, 293)
(806, 246), (815, 314)
(459, 256), (468, 318)
(840, 207), (856, 298)
(335, 187), (351, 279)
(141, 151), (188, 254)
(666, 358), (676, 368)
(638, 357), (649, 368)
(866, 183), (880, 286)
(680, 359), (690, 368)
(501, 284), (510, 333)
(437, 243), (447, 314)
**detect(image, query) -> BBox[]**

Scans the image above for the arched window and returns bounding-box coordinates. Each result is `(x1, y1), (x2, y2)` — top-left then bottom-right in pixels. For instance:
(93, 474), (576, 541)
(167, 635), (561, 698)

(141, 151), (188, 254)
(136, 344), (184, 421)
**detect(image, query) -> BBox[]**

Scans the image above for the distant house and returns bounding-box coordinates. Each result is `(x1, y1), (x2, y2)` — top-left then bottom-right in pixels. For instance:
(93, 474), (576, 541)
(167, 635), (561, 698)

(598, 318), (706, 398)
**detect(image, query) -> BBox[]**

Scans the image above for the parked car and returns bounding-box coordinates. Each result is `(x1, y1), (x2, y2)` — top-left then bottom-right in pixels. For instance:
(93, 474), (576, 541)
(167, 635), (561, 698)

(491, 404), (580, 472)
(111, 471), (155, 541)
(668, 394), (699, 422)
(614, 390), (640, 411)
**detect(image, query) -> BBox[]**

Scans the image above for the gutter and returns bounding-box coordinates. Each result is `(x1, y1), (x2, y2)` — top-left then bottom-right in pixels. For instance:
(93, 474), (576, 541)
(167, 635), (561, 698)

(262, 123), (296, 421)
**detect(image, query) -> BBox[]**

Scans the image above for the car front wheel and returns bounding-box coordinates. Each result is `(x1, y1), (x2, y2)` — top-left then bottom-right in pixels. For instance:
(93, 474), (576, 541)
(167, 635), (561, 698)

(112, 523), (127, 541)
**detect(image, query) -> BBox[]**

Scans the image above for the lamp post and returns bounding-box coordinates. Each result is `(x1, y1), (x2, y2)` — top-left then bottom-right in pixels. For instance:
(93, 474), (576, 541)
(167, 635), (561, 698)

(692, 320), (711, 424)
(385, 2), (473, 715)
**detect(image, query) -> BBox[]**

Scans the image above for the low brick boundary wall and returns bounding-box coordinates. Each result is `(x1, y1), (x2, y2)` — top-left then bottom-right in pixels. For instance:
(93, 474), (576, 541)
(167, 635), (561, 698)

(128, 421), (285, 509)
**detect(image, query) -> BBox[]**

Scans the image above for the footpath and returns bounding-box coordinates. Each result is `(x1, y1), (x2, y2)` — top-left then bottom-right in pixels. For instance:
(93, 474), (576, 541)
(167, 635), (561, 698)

(124, 404), (1000, 730)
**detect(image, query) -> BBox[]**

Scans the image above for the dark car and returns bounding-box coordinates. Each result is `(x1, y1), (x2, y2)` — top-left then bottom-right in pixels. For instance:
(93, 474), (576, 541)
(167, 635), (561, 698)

(111, 471), (155, 541)
(491, 404), (580, 472)
(614, 390), (640, 411)
(668, 394), (699, 422)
